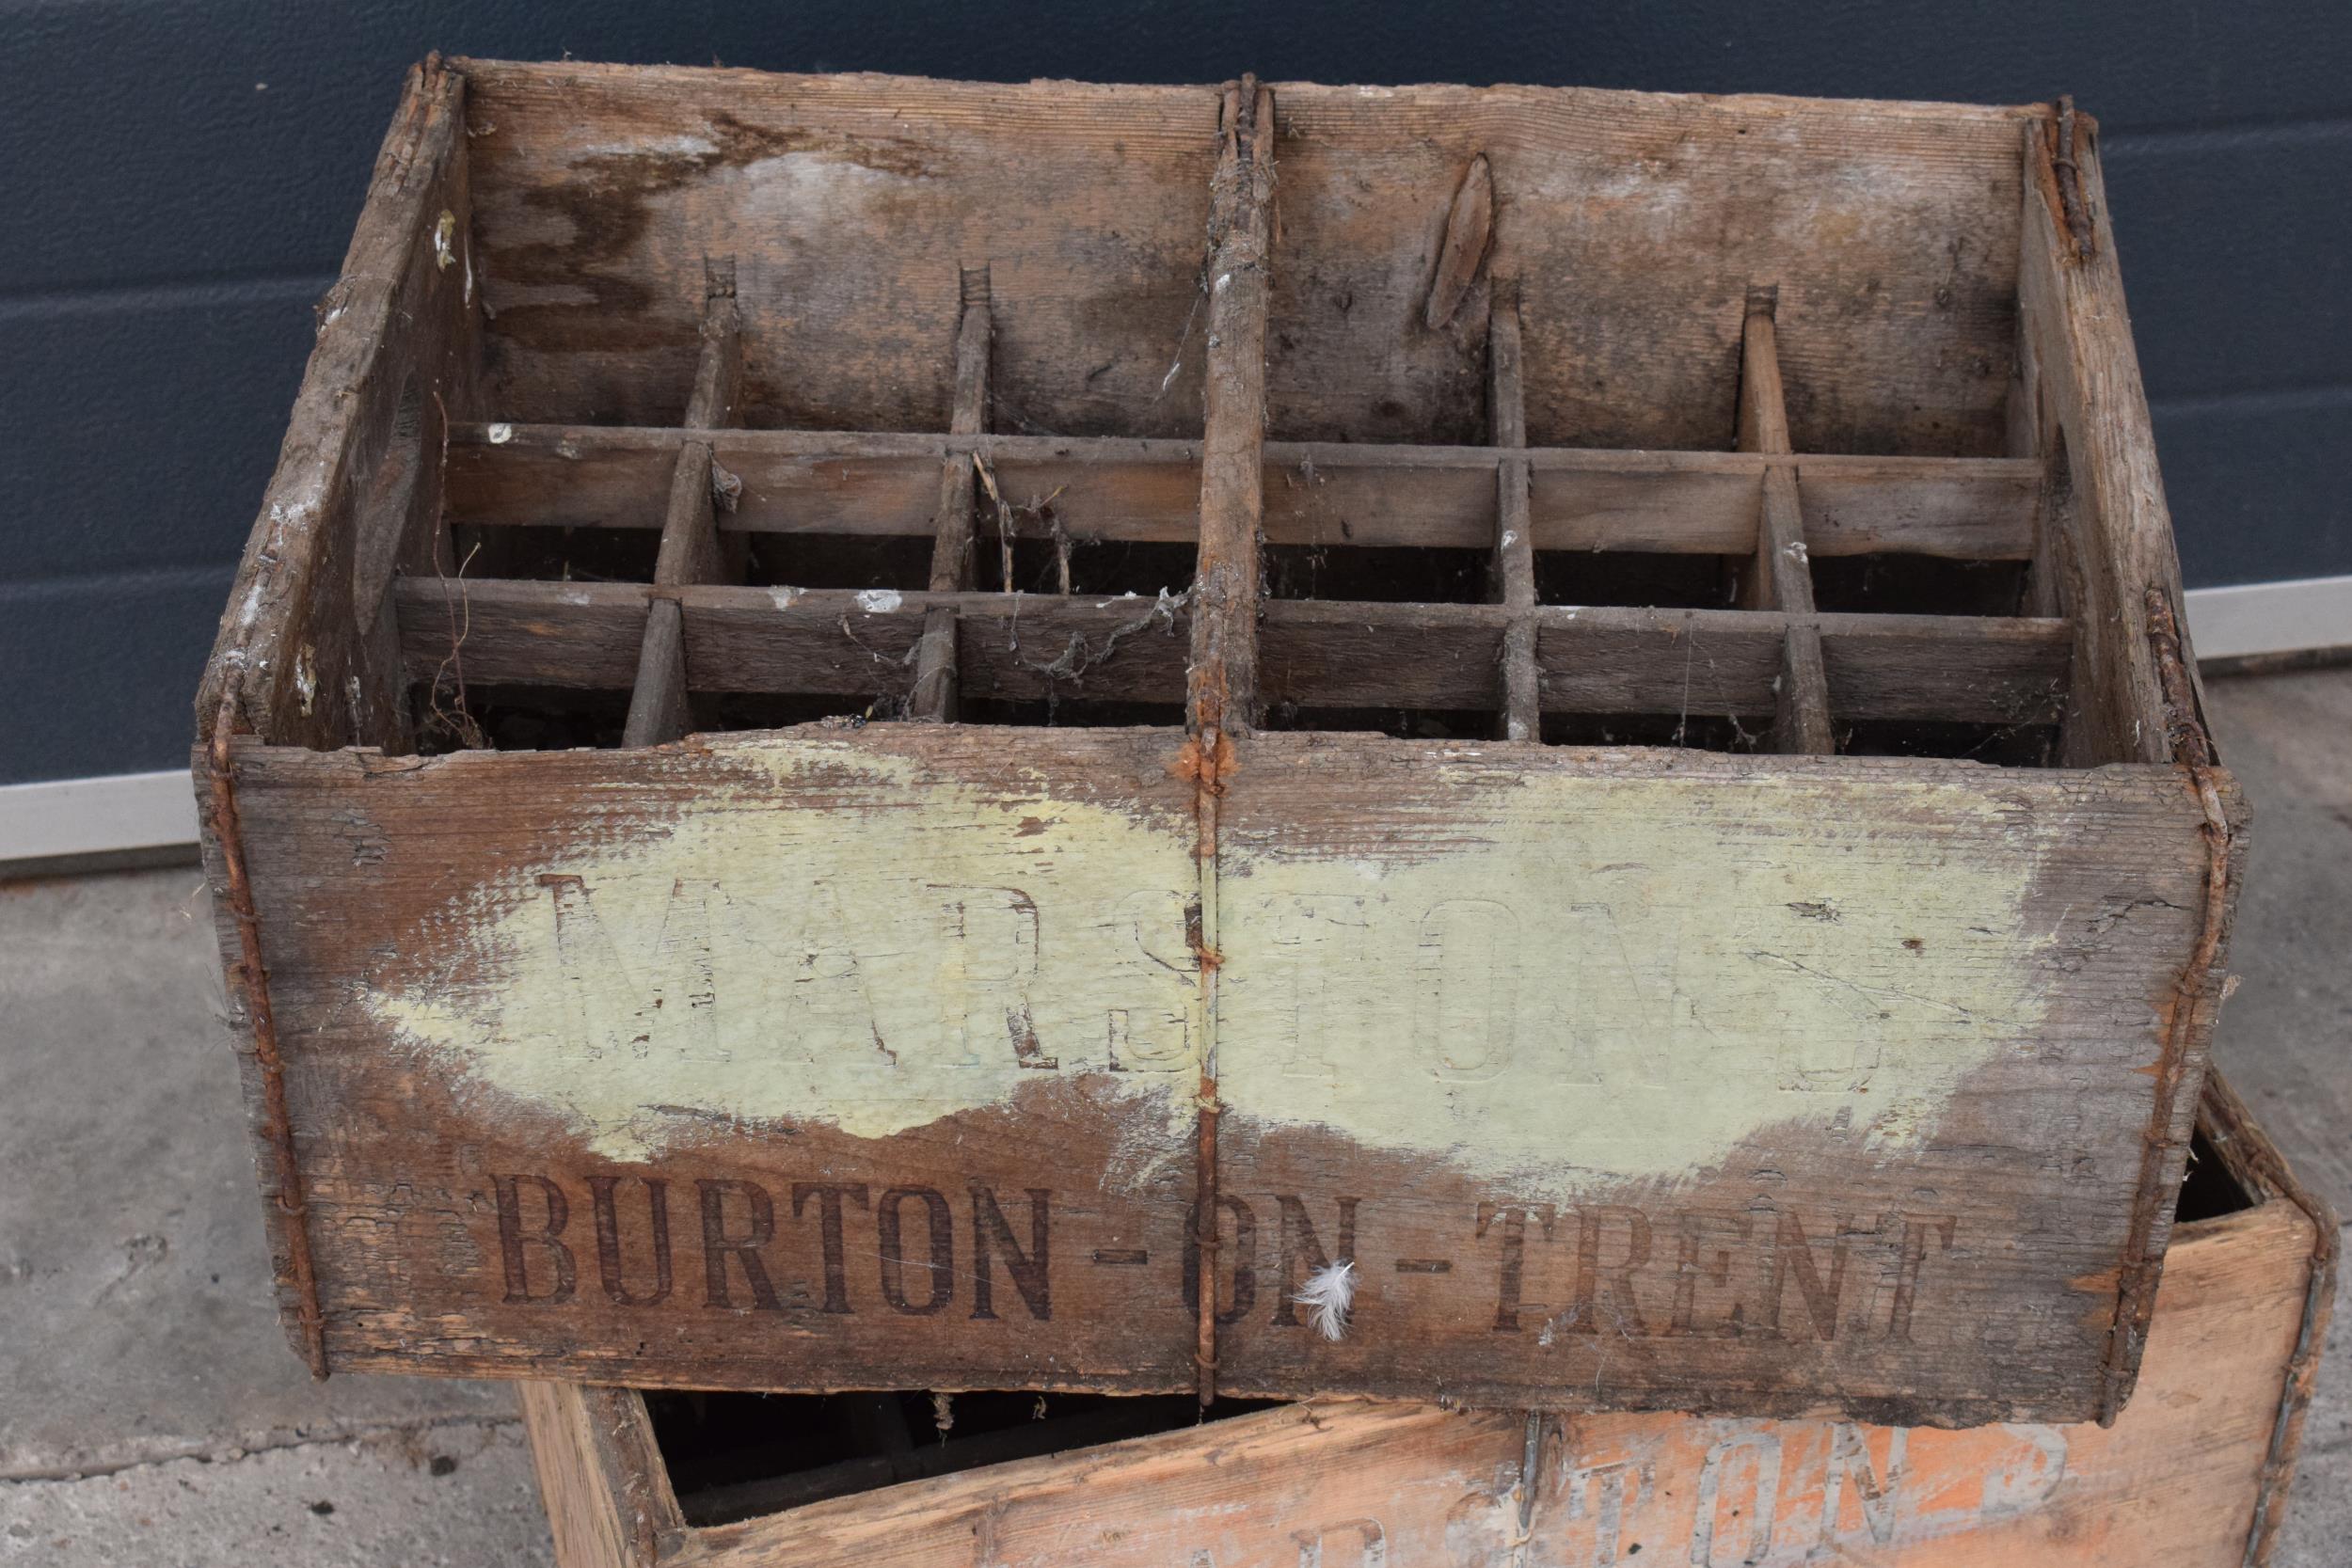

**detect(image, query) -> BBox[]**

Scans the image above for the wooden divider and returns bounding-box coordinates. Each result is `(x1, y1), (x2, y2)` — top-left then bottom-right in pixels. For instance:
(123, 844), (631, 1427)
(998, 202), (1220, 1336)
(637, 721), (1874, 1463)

(1184, 75), (1277, 1404)
(1187, 78), (1276, 737)
(1487, 287), (1541, 740)
(1736, 287), (1836, 753)
(910, 267), (993, 721)
(621, 263), (743, 746)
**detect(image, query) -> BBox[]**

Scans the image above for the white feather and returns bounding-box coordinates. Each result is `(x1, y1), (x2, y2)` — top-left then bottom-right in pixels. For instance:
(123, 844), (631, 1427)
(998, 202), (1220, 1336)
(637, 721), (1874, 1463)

(1292, 1259), (1357, 1341)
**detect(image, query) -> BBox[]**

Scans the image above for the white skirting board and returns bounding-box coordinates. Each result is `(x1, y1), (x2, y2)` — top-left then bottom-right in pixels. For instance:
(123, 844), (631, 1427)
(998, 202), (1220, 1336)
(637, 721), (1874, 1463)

(2179, 573), (2352, 662)
(0, 768), (201, 869)
(3, 578), (2347, 867)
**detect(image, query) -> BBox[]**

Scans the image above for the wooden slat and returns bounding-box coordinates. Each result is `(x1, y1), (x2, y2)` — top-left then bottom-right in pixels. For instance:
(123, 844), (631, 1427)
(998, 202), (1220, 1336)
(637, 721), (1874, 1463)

(1534, 606), (2070, 725)
(391, 578), (1192, 706)
(1488, 290), (1540, 740)
(394, 581), (2068, 732)
(912, 269), (994, 721)
(458, 64), (2031, 455)
(2010, 283), (2071, 623)
(1534, 604), (1781, 720)
(666, 1402), (1518, 1568)
(653, 285), (743, 586)
(1259, 84), (2032, 454)
(1258, 601), (1510, 712)
(396, 578), (649, 689)
(448, 425), (2042, 562)
(929, 271), (996, 594)
(1795, 457), (2042, 561)
(623, 276), (743, 747)
(463, 64), (1223, 437)
(1207, 734), (2222, 1417)
(1527, 457), (1755, 555)
(236, 727), (1209, 1395)
(1737, 291), (1836, 754)
(693, 591), (1188, 708)
(1188, 80), (1275, 736)
(683, 278), (746, 432)
(2019, 116), (2239, 1426)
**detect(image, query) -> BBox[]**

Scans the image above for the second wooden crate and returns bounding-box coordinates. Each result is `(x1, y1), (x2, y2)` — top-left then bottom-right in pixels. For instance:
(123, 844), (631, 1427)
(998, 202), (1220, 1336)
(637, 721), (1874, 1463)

(522, 1075), (2335, 1566)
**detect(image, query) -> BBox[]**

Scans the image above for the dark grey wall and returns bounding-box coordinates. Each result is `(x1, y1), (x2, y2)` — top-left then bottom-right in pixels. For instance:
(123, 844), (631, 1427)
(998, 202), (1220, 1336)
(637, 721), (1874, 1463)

(5, 1), (2345, 784)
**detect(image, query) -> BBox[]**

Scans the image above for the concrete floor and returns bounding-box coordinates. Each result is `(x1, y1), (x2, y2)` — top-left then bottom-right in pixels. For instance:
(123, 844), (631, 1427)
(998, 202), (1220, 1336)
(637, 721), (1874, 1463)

(0, 666), (2345, 1564)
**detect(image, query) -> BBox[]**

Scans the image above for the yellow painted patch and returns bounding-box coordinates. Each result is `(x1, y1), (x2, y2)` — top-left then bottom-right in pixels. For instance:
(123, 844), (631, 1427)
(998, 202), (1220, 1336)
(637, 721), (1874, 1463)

(373, 741), (1202, 1164)
(375, 743), (2063, 1188)
(1216, 772), (2054, 1187)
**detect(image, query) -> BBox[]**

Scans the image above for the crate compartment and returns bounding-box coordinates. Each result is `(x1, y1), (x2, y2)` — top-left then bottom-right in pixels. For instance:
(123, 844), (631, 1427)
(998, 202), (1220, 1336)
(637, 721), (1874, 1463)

(199, 61), (2238, 1425)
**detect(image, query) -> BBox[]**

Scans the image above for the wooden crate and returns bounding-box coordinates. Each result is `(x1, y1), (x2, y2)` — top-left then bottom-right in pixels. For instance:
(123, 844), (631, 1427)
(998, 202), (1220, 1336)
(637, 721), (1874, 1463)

(199, 57), (2242, 1423)
(522, 1075), (2337, 1567)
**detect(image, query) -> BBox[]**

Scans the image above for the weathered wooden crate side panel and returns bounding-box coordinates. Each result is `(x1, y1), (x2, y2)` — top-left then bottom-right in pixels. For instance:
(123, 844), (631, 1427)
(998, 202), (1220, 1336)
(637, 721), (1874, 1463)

(1210, 736), (2226, 1419)
(228, 727), (1205, 1389)
(525, 1111), (2332, 1568)
(198, 56), (485, 757)
(2017, 117), (2197, 773)
(230, 723), (2220, 1415)
(194, 75), (491, 1354)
